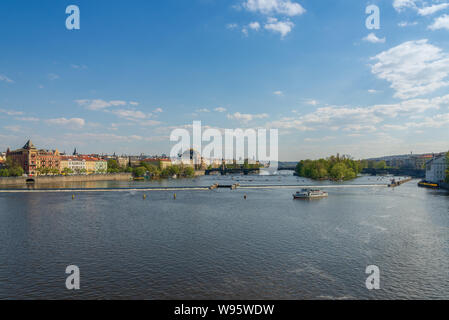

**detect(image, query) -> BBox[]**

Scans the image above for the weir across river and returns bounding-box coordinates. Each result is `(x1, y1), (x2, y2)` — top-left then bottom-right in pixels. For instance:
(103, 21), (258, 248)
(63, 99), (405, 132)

(0, 183), (397, 193)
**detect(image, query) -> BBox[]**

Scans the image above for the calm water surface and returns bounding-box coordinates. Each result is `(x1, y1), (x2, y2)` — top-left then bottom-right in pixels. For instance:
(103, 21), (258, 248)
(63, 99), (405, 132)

(0, 173), (448, 299)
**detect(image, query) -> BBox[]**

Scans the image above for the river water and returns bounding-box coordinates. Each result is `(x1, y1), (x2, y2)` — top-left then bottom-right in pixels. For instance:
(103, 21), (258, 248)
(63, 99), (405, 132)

(0, 173), (448, 299)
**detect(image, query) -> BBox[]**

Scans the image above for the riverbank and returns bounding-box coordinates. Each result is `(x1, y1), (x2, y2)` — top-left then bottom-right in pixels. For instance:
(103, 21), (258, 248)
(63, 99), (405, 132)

(0, 173), (132, 186)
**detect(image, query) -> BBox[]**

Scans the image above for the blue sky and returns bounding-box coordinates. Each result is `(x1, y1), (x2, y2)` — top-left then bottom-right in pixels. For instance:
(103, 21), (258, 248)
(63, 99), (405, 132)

(1, 0), (449, 160)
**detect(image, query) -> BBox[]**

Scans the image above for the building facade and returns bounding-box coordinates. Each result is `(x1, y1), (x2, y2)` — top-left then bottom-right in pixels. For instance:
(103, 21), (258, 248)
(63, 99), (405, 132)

(60, 156), (87, 174)
(6, 140), (60, 175)
(95, 159), (108, 173)
(426, 155), (448, 185)
(143, 158), (172, 169)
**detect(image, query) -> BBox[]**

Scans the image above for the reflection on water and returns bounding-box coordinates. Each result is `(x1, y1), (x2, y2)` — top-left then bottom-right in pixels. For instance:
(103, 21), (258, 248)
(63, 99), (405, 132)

(0, 174), (448, 299)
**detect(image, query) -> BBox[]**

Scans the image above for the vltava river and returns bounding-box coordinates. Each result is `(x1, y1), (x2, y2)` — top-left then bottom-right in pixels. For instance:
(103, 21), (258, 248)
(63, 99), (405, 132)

(0, 173), (448, 299)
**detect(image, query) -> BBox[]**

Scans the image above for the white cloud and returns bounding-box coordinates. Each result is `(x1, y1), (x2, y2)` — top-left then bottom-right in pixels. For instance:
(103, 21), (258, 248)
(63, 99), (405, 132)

(0, 75), (14, 83)
(110, 109), (147, 120)
(370, 39), (449, 99)
(139, 119), (162, 126)
(305, 99), (318, 105)
(393, 0), (418, 12)
(46, 117), (85, 128)
(398, 21), (418, 27)
(264, 18), (294, 38)
(214, 107), (227, 112)
(129, 101), (139, 106)
(249, 21), (261, 31)
(196, 108), (210, 113)
(273, 90), (283, 96)
(428, 14), (449, 30)
(304, 136), (335, 142)
(0, 108), (23, 116)
(227, 112), (269, 123)
(363, 33), (386, 44)
(76, 99), (128, 110)
(368, 89), (379, 94)
(226, 23), (238, 30)
(243, 0), (306, 16)
(418, 3), (449, 16)
(393, 0), (449, 16)
(154, 107), (163, 113)
(266, 94), (449, 132)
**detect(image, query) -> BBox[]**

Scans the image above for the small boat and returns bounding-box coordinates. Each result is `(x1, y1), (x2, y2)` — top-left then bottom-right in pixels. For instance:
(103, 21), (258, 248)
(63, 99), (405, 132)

(418, 181), (439, 189)
(293, 189), (328, 199)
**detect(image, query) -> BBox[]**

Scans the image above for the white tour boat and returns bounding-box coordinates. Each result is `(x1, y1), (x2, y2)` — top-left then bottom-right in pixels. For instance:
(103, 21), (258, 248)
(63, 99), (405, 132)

(293, 189), (328, 199)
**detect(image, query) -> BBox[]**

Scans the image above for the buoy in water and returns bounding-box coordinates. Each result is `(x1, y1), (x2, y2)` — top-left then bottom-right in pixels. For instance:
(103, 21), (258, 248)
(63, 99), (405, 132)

(244, 195), (247, 200)
(72, 194), (75, 200)
(174, 193), (177, 200)
(143, 194), (147, 200)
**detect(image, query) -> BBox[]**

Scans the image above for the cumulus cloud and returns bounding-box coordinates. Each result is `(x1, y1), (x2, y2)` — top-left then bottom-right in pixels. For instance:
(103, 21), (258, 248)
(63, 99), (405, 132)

(226, 23), (238, 30)
(393, 0), (418, 12)
(243, 0), (306, 16)
(214, 107), (227, 112)
(393, 0), (449, 16)
(266, 94), (449, 132)
(46, 117), (85, 128)
(76, 99), (128, 110)
(273, 90), (283, 96)
(110, 109), (147, 120)
(304, 99), (318, 106)
(428, 14), (449, 30)
(154, 107), (163, 113)
(370, 39), (449, 99)
(418, 3), (449, 16)
(249, 21), (261, 31)
(227, 112), (269, 123)
(398, 21), (418, 27)
(264, 18), (294, 38)
(363, 33), (386, 44)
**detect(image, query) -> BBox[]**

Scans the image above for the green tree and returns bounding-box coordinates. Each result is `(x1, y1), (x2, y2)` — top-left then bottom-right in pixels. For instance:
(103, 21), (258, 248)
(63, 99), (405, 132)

(8, 166), (24, 177)
(374, 161), (387, 170)
(133, 166), (147, 177)
(295, 155), (361, 181)
(62, 167), (74, 175)
(0, 168), (9, 177)
(182, 166), (195, 177)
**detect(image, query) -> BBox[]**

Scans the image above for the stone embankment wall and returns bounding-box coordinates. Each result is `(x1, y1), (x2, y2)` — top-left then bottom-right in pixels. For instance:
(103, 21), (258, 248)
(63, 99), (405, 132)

(0, 173), (133, 186)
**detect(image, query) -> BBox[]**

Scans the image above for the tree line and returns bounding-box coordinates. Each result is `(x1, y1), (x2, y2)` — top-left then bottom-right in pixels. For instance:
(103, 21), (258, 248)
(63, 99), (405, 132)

(295, 155), (364, 181)
(0, 158), (24, 177)
(107, 159), (195, 179)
